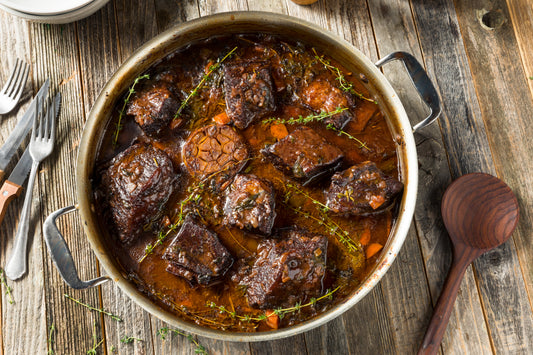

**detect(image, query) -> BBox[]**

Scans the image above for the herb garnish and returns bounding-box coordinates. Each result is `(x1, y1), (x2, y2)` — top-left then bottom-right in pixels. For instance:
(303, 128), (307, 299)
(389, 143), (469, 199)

(47, 323), (55, 355)
(207, 286), (340, 323)
(312, 48), (376, 104)
(263, 107), (369, 149)
(0, 268), (14, 304)
(120, 335), (143, 344)
(285, 183), (360, 253)
(157, 327), (208, 355)
(64, 294), (123, 322)
(112, 74), (150, 147)
(87, 322), (104, 355)
(174, 46), (237, 120)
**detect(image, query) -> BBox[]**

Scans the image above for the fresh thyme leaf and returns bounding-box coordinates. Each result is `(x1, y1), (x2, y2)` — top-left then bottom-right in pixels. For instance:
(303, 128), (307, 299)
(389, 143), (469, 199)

(120, 335), (143, 344)
(325, 123), (369, 149)
(312, 48), (377, 104)
(208, 286), (341, 325)
(112, 74), (150, 148)
(0, 268), (14, 304)
(87, 322), (104, 355)
(174, 46), (238, 120)
(157, 327), (208, 355)
(64, 294), (123, 322)
(262, 107), (348, 125)
(47, 323), (55, 355)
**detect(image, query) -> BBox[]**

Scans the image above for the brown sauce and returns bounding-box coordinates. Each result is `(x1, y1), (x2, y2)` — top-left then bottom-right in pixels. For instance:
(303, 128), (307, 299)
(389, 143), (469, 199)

(93, 34), (401, 332)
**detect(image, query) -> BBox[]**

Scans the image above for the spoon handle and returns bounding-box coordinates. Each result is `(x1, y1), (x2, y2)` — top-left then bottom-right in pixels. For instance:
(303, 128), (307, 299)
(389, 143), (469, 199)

(418, 247), (479, 355)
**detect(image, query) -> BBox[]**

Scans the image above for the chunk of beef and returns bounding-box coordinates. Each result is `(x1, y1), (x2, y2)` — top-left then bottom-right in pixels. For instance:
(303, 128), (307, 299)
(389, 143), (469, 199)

(325, 161), (403, 215)
(102, 143), (176, 243)
(182, 124), (249, 188)
(238, 228), (327, 309)
(163, 215), (234, 286)
(261, 126), (344, 184)
(300, 80), (354, 129)
(224, 60), (276, 129)
(126, 83), (180, 136)
(223, 174), (276, 235)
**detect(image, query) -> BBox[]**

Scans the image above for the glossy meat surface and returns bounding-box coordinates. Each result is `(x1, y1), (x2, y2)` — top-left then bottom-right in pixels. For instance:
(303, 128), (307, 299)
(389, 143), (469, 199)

(301, 80), (354, 129)
(224, 60), (276, 129)
(223, 174), (276, 235)
(182, 124), (249, 185)
(237, 228), (328, 309)
(261, 126), (344, 184)
(326, 161), (403, 215)
(163, 215), (234, 286)
(102, 143), (176, 243)
(127, 83), (180, 136)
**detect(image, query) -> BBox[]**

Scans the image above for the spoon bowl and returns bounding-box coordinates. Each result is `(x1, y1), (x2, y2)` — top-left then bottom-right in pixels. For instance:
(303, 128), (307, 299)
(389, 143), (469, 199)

(418, 173), (519, 355)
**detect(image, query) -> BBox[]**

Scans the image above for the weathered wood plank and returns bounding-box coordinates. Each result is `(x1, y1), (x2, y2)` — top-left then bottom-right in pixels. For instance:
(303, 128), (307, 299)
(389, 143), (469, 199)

(367, 0), (492, 353)
(452, 0), (533, 352)
(29, 18), (104, 353)
(506, 0), (533, 97)
(411, 0), (533, 353)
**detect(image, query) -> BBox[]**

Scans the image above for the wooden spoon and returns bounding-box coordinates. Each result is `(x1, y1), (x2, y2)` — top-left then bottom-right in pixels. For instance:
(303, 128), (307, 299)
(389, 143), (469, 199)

(418, 173), (519, 355)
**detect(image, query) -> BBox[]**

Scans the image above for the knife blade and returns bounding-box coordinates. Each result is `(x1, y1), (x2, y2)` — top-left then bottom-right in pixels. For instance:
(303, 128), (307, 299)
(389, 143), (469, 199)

(0, 91), (61, 226)
(0, 78), (49, 181)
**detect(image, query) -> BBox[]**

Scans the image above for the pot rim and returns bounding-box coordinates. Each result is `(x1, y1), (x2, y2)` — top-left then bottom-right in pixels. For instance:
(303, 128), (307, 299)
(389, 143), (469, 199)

(77, 11), (418, 342)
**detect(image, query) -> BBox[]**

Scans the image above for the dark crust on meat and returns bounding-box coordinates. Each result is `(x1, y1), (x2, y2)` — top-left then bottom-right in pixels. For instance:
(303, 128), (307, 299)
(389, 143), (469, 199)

(237, 228), (328, 309)
(102, 143), (176, 244)
(126, 83), (180, 136)
(163, 215), (234, 286)
(223, 174), (276, 235)
(325, 161), (404, 215)
(224, 60), (277, 129)
(182, 124), (249, 186)
(261, 126), (344, 184)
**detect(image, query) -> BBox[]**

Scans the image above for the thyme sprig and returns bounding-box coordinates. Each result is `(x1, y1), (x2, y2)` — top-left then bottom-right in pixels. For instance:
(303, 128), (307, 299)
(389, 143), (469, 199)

(208, 286), (340, 323)
(326, 123), (369, 149)
(285, 183), (359, 253)
(263, 107), (369, 149)
(120, 335), (143, 344)
(174, 46), (237, 120)
(262, 107), (348, 125)
(64, 294), (123, 322)
(0, 268), (14, 304)
(47, 323), (55, 355)
(157, 327), (208, 355)
(112, 74), (150, 147)
(87, 322), (104, 355)
(312, 48), (376, 104)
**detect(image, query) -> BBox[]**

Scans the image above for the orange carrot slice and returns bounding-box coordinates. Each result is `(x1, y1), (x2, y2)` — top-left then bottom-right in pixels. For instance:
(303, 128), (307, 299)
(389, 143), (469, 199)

(213, 111), (230, 125)
(265, 310), (280, 329)
(359, 228), (371, 246)
(366, 243), (383, 259)
(270, 123), (288, 140)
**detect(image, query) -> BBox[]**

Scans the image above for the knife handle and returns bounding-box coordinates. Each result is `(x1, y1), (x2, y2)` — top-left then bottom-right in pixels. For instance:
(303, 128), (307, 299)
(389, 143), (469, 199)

(0, 181), (23, 226)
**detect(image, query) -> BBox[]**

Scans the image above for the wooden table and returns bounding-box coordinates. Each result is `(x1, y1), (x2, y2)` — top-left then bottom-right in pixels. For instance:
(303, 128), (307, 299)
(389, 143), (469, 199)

(1, 0), (532, 354)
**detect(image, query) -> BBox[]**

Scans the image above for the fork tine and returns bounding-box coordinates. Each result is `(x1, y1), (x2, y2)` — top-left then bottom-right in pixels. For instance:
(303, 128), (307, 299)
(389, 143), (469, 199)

(31, 96), (39, 141)
(44, 98), (52, 140)
(49, 98), (55, 141)
(11, 62), (29, 101)
(7, 60), (25, 98)
(2, 59), (21, 96)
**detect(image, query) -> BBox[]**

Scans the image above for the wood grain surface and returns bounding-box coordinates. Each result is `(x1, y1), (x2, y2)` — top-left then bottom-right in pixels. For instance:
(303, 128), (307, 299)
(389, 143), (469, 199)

(0, 0), (532, 354)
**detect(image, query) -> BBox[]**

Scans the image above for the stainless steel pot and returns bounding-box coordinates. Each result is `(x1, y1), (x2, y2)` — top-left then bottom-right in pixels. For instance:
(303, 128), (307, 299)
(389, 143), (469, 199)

(43, 12), (440, 342)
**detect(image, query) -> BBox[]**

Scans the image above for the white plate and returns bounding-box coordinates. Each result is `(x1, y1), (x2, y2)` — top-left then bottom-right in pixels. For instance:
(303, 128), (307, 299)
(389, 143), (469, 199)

(0, 0), (109, 23)
(0, 0), (93, 15)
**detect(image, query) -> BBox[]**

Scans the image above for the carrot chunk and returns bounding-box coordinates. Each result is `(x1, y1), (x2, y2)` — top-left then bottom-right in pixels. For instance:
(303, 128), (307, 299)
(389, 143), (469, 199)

(366, 243), (383, 259)
(270, 123), (288, 140)
(213, 111), (231, 125)
(359, 228), (371, 246)
(265, 310), (280, 329)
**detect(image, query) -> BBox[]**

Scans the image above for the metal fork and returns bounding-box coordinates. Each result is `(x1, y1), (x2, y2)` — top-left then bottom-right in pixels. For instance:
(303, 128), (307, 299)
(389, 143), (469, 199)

(0, 59), (30, 114)
(5, 95), (57, 280)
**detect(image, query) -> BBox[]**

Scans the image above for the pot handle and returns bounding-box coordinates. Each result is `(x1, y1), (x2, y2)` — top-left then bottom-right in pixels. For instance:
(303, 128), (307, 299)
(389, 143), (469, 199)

(375, 52), (441, 133)
(43, 205), (110, 289)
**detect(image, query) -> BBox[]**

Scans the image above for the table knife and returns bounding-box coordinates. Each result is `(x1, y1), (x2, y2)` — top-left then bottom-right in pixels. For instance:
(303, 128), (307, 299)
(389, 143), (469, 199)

(0, 78), (49, 181)
(0, 148), (31, 225)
